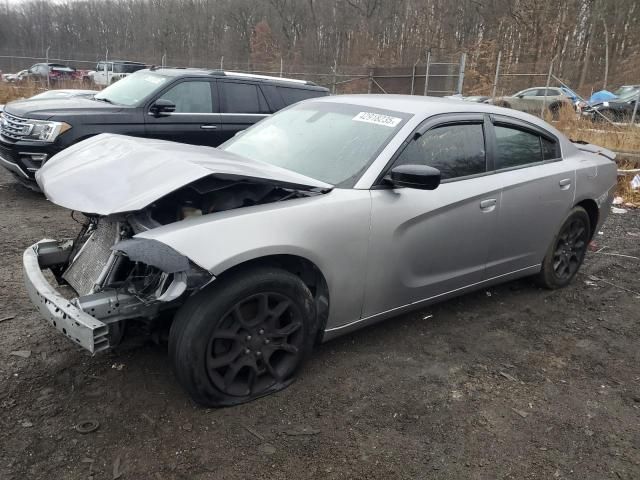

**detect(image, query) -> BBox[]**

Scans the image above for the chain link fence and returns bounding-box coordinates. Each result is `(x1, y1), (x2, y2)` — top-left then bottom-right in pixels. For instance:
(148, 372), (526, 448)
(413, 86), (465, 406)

(1, 48), (638, 124)
(0, 50), (467, 97)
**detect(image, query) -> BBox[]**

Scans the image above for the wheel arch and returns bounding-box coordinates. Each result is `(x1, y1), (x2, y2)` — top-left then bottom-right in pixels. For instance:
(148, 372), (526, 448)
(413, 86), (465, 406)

(575, 198), (599, 239)
(214, 254), (331, 343)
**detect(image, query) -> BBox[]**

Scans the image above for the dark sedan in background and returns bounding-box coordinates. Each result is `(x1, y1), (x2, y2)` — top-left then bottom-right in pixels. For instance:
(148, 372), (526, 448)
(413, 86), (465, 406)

(583, 88), (640, 123)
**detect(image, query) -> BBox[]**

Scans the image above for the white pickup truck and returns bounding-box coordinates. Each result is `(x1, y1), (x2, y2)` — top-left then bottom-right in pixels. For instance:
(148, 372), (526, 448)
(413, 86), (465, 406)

(89, 61), (146, 87)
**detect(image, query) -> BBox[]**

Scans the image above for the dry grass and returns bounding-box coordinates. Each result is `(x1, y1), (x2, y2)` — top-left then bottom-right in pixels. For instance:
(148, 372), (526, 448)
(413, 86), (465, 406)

(0, 81), (42, 104)
(0, 80), (91, 104)
(550, 105), (640, 152)
(615, 162), (640, 206)
(548, 106), (640, 205)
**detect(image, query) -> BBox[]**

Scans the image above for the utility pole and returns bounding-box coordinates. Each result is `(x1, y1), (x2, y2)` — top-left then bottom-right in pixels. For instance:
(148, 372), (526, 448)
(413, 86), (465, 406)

(602, 19), (609, 90)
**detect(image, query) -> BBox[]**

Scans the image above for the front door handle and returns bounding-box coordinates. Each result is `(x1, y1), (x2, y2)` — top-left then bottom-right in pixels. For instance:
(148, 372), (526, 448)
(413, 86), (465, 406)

(559, 178), (572, 190)
(200, 124), (218, 130)
(480, 198), (497, 212)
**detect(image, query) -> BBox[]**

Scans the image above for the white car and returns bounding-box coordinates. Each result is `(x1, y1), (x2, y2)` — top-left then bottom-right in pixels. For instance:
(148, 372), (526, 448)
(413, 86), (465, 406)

(89, 61), (146, 87)
(3, 69), (28, 83)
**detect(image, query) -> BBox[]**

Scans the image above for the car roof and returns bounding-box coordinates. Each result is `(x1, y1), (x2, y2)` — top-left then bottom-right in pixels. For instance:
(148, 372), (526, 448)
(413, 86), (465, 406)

(519, 86), (562, 90)
(102, 60), (146, 65)
(145, 67), (327, 90)
(310, 94), (566, 134)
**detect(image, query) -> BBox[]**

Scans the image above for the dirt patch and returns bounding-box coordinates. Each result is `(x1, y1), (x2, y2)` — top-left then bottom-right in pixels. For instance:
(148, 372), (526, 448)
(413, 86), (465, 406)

(0, 168), (639, 479)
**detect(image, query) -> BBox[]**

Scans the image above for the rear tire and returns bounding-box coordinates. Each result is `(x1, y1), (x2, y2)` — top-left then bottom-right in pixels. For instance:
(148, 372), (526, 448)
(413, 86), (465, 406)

(549, 102), (562, 120)
(596, 109), (620, 123)
(169, 267), (317, 407)
(537, 207), (590, 289)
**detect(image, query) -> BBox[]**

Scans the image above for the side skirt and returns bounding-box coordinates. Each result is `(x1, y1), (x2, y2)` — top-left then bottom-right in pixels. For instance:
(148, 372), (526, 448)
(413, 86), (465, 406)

(321, 264), (541, 341)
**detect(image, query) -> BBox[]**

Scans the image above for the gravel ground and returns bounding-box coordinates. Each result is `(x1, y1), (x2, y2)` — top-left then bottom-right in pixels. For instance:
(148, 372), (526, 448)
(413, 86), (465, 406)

(0, 167), (639, 480)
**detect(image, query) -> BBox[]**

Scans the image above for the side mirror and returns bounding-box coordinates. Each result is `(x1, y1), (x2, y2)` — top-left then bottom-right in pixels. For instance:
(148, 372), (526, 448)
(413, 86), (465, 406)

(386, 164), (441, 190)
(150, 98), (176, 117)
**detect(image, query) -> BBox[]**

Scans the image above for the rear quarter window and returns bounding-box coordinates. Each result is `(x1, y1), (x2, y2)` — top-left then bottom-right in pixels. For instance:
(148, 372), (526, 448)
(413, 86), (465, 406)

(494, 125), (561, 168)
(278, 86), (326, 106)
(222, 82), (270, 114)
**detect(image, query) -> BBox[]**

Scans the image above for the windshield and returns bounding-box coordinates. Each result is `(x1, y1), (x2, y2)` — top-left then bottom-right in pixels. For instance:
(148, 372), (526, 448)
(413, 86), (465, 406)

(114, 63), (145, 74)
(94, 71), (169, 106)
(613, 86), (639, 97)
(561, 87), (579, 99)
(618, 89), (640, 102)
(220, 102), (410, 186)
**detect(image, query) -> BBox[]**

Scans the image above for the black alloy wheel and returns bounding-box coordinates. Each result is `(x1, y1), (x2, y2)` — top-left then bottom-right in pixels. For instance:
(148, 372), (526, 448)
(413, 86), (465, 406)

(169, 267), (317, 407)
(205, 292), (304, 397)
(551, 217), (589, 281)
(537, 206), (591, 289)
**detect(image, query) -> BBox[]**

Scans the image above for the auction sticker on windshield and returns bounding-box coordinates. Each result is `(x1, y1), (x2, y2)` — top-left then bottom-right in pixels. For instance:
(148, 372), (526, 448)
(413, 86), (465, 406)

(353, 112), (402, 127)
(142, 75), (167, 85)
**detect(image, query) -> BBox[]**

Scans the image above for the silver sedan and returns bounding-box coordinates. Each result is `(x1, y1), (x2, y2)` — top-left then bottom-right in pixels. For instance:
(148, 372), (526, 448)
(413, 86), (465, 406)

(25, 95), (617, 406)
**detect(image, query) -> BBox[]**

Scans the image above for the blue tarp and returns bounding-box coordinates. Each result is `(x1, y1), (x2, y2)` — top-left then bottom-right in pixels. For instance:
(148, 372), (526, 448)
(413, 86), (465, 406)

(589, 90), (617, 104)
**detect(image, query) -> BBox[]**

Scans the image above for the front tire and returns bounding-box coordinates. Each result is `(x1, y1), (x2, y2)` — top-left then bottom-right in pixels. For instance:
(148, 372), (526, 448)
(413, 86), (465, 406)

(537, 207), (590, 289)
(169, 267), (317, 407)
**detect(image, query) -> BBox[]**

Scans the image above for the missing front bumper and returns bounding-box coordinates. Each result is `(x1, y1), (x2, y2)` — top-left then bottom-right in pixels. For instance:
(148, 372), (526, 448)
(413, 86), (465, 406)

(23, 240), (110, 353)
(23, 237), (212, 354)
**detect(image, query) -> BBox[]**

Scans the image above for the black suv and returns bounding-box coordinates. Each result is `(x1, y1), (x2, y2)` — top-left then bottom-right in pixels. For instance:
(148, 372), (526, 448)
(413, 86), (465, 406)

(0, 68), (329, 189)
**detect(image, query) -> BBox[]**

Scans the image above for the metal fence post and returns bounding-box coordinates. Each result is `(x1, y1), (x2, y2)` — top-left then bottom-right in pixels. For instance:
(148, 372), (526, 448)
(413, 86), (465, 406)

(220, 56), (224, 70)
(410, 60), (418, 95)
(423, 50), (431, 96)
(161, 52), (166, 68)
(331, 59), (337, 94)
(280, 57), (283, 77)
(631, 90), (640, 125)
(45, 46), (50, 89)
(541, 55), (557, 117)
(491, 51), (501, 99)
(457, 52), (466, 95)
(104, 48), (109, 84)
(367, 69), (373, 94)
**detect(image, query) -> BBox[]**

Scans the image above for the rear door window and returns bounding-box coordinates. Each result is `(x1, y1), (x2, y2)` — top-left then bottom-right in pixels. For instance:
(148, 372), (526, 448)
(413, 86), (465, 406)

(222, 82), (270, 114)
(494, 125), (543, 169)
(542, 137), (560, 160)
(160, 81), (214, 113)
(395, 123), (486, 180)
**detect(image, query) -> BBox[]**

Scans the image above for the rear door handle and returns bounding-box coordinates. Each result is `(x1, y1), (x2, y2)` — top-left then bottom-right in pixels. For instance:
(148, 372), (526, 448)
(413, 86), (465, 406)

(480, 198), (497, 212)
(200, 124), (218, 130)
(559, 178), (572, 189)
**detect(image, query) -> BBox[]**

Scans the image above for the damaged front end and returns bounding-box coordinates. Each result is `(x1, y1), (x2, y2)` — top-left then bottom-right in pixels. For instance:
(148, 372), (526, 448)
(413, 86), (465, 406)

(23, 215), (213, 354)
(25, 173), (326, 354)
(26, 134), (332, 354)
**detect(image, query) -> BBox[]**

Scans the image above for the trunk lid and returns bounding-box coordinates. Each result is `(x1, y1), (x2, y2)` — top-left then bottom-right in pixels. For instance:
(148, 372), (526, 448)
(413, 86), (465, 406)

(572, 141), (616, 161)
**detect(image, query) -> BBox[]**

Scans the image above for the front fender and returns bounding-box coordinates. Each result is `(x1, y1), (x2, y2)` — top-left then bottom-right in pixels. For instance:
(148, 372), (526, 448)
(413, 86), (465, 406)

(137, 189), (373, 330)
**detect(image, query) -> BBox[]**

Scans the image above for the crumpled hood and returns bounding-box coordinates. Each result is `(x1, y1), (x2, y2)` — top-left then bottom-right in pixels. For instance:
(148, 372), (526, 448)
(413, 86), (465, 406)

(37, 133), (333, 215)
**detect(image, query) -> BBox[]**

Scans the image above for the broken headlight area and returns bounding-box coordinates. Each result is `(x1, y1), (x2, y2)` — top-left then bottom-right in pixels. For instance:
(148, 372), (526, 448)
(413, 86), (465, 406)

(41, 215), (212, 348)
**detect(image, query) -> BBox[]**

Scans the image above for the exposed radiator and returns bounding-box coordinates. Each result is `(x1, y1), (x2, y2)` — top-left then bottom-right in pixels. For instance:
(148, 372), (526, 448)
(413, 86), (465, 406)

(63, 221), (119, 296)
